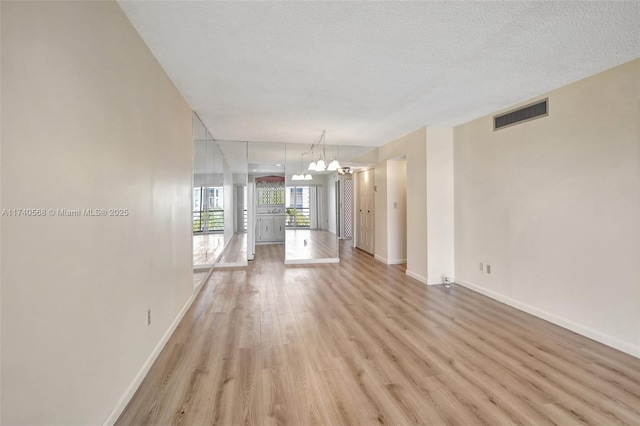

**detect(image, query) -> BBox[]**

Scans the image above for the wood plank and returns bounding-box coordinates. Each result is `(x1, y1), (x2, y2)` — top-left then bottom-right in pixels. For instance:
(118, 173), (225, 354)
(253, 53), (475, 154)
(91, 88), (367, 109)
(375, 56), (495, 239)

(117, 241), (640, 425)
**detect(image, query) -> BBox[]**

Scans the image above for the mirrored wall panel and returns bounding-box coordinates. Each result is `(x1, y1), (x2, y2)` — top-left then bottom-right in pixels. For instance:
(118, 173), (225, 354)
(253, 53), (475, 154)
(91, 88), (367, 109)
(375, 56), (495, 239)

(215, 141), (248, 267)
(192, 114), (224, 274)
(247, 142), (286, 262)
(284, 142), (339, 263)
(196, 125), (378, 269)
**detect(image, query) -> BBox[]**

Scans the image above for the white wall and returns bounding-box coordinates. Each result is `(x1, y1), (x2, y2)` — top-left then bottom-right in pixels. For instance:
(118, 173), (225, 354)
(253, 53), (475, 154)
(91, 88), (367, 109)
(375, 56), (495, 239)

(454, 59), (640, 357)
(377, 128), (428, 282)
(374, 161), (387, 261)
(1, 2), (194, 424)
(426, 127), (454, 284)
(325, 172), (337, 233)
(386, 160), (407, 263)
(233, 173), (246, 185)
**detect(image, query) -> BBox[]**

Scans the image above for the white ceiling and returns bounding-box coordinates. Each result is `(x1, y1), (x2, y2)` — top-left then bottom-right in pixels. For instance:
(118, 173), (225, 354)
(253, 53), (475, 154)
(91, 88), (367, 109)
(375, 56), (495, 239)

(119, 1), (639, 147)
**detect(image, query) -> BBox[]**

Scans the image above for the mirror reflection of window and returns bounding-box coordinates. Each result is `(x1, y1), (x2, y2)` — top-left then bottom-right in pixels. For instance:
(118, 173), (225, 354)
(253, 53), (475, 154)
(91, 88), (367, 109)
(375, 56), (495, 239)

(207, 187), (223, 209)
(192, 187), (224, 234)
(193, 188), (201, 212)
(239, 186), (248, 232)
(286, 186), (311, 228)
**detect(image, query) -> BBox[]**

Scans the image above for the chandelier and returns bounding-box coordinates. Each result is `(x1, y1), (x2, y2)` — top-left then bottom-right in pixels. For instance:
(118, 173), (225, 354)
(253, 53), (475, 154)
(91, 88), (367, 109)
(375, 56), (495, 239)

(307, 130), (340, 172)
(291, 153), (313, 181)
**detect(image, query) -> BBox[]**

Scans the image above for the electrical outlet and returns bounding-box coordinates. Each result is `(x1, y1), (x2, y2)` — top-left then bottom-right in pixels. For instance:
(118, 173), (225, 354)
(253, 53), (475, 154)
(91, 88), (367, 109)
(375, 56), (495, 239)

(443, 276), (451, 288)
(486, 265), (491, 274)
(480, 262), (484, 271)
(147, 309), (151, 326)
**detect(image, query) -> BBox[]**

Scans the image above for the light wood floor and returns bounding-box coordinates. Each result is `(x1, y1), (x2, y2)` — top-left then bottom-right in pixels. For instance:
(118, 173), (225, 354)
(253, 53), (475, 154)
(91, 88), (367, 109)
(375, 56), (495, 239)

(192, 271), (209, 288)
(193, 233), (224, 266)
(118, 241), (640, 425)
(285, 229), (338, 260)
(217, 232), (247, 265)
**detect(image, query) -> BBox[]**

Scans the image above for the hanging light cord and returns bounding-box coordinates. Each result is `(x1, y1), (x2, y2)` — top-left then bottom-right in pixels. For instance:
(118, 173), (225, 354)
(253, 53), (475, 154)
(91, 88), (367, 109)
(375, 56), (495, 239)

(302, 130), (325, 157)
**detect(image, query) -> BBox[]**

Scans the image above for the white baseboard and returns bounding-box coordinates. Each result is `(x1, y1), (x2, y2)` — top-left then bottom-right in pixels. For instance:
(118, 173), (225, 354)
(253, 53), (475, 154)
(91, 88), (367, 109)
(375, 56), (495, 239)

(374, 254), (406, 265)
(374, 254), (387, 264)
(193, 263), (213, 272)
(427, 276), (454, 285)
(214, 261), (248, 268)
(284, 258), (339, 265)
(102, 276), (208, 425)
(455, 278), (640, 359)
(406, 269), (427, 284)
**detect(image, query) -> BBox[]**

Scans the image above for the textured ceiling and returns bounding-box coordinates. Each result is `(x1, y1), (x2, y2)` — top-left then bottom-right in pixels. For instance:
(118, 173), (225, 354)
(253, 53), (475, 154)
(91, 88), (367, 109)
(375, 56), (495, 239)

(119, 1), (639, 147)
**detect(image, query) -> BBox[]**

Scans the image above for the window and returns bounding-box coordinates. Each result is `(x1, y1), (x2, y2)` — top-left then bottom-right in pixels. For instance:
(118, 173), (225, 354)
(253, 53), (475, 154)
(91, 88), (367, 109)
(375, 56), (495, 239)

(207, 187), (223, 209)
(257, 186), (285, 205)
(286, 186), (311, 228)
(192, 186), (224, 233)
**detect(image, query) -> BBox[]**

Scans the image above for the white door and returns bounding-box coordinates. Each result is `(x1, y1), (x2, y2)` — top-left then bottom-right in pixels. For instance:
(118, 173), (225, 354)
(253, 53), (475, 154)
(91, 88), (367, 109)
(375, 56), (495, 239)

(356, 169), (375, 254)
(247, 182), (255, 260)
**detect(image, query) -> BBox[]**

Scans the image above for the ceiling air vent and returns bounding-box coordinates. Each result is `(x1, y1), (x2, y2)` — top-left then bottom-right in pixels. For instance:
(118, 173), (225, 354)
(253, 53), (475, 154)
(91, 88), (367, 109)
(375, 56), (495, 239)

(493, 98), (548, 131)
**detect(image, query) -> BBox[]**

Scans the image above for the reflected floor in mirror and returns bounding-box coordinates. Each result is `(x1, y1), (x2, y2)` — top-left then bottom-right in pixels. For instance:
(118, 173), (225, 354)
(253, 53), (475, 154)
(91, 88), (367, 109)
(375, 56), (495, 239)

(217, 233), (247, 264)
(192, 271), (208, 287)
(193, 234), (224, 266)
(285, 229), (338, 260)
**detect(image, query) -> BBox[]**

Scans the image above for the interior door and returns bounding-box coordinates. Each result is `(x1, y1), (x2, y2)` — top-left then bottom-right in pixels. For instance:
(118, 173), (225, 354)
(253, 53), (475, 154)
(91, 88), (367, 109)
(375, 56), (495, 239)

(363, 169), (374, 253)
(356, 169), (375, 254)
(356, 171), (365, 250)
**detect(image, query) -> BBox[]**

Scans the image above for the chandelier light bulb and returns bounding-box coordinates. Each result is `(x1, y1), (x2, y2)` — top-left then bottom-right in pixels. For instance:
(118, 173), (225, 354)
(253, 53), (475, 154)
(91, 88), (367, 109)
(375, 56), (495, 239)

(327, 159), (340, 171)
